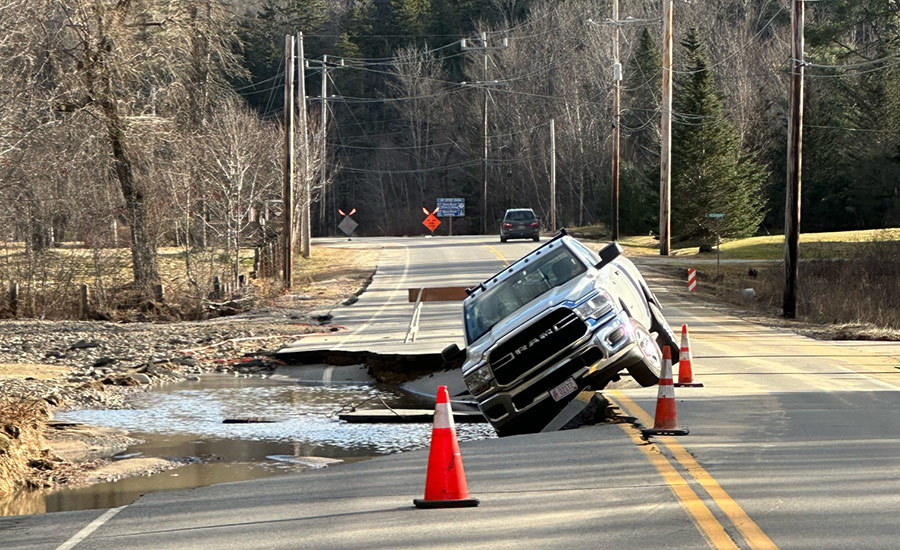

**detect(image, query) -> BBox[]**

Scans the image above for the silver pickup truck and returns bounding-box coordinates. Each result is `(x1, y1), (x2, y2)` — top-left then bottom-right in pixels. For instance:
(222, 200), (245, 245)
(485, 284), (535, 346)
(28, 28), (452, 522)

(442, 230), (678, 436)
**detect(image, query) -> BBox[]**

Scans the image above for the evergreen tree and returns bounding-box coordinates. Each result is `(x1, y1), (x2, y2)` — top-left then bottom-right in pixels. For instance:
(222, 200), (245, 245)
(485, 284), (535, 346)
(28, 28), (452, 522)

(236, 0), (329, 112)
(619, 28), (661, 235)
(671, 28), (766, 242)
(623, 28), (660, 166)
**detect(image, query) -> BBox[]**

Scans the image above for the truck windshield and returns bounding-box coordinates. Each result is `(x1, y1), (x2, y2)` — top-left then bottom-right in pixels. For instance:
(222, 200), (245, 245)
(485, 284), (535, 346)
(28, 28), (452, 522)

(465, 244), (586, 343)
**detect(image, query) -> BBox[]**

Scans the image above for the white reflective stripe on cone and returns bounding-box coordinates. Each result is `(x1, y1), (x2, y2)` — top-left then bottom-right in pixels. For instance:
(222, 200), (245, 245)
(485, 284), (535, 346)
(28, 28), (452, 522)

(434, 402), (454, 429)
(658, 385), (675, 399)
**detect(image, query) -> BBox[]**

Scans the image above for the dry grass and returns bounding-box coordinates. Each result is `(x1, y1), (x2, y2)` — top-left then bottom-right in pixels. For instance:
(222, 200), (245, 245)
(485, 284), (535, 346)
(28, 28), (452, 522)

(0, 398), (50, 496)
(0, 243), (380, 320)
(620, 228), (900, 260)
(686, 240), (900, 338)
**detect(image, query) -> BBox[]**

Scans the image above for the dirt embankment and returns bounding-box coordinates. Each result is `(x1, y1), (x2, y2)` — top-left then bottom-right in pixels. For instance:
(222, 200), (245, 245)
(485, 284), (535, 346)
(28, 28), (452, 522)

(0, 244), (381, 499)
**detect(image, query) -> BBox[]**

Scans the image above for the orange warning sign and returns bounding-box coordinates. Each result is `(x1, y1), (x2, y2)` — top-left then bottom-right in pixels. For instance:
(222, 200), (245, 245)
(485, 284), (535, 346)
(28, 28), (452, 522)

(423, 214), (441, 232)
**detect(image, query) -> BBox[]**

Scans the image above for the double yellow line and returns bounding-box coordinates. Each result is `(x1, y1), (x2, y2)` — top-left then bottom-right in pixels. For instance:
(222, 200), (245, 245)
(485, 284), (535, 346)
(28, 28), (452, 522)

(486, 245), (510, 266)
(608, 391), (779, 550)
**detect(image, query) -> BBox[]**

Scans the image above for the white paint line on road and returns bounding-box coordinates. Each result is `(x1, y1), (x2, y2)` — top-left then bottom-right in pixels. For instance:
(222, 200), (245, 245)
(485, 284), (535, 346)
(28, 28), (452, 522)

(335, 245), (411, 350)
(55, 506), (127, 550)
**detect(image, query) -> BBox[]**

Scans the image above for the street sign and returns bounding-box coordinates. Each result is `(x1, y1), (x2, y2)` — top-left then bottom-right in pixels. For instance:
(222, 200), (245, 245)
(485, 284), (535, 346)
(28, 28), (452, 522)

(436, 198), (465, 218)
(708, 213), (725, 219)
(338, 215), (358, 237)
(422, 214), (441, 232)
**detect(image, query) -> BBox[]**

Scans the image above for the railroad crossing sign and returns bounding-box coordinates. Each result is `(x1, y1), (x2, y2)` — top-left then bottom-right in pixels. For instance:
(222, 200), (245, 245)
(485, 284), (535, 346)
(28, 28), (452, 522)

(338, 208), (358, 238)
(436, 198), (465, 218)
(422, 207), (441, 234)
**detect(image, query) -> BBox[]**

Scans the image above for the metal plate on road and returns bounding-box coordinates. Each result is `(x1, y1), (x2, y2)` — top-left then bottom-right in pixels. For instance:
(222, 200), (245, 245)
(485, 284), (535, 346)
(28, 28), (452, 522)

(549, 377), (579, 402)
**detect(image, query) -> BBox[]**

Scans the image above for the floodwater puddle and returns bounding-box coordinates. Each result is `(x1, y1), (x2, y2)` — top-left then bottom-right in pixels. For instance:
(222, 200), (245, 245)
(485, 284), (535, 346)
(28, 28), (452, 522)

(1, 375), (494, 516)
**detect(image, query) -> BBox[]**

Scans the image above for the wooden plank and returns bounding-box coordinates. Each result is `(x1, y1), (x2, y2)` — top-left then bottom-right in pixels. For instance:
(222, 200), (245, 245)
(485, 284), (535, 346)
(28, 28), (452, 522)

(339, 408), (487, 424)
(407, 286), (471, 303)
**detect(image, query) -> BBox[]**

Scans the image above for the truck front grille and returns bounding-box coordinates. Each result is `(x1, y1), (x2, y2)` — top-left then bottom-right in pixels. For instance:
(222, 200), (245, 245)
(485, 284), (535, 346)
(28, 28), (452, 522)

(489, 308), (586, 386)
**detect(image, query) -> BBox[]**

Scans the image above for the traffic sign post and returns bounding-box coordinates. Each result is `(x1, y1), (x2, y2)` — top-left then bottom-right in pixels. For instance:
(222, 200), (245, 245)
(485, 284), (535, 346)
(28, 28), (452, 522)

(708, 213), (725, 277)
(422, 207), (441, 236)
(338, 208), (358, 240)
(436, 198), (464, 236)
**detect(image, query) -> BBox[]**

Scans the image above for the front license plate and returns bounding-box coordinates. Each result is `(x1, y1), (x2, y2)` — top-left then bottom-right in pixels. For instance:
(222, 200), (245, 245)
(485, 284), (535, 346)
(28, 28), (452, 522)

(549, 377), (579, 402)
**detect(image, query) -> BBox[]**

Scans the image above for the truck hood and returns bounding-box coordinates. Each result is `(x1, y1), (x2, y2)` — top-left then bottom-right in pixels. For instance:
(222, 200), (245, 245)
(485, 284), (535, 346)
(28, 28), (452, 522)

(467, 274), (600, 362)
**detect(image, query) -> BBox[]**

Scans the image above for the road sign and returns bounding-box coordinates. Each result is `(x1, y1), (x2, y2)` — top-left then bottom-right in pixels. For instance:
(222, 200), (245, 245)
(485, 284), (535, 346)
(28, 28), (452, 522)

(338, 215), (358, 237)
(436, 198), (465, 218)
(687, 268), (697, 292)
(708, 213), (725, 219)
(422, 214), (441, 232)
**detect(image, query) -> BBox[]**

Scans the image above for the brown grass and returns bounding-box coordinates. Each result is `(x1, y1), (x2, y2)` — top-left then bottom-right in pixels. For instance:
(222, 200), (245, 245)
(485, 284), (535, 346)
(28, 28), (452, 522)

(0, 243), (381, 321)
(0, 398), (50, 496)
(687, 240), (900, 339)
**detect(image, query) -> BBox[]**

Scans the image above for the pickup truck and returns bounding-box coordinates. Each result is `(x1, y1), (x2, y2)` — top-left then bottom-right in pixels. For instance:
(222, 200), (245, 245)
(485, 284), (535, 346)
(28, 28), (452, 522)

(442, 230), (678, 436)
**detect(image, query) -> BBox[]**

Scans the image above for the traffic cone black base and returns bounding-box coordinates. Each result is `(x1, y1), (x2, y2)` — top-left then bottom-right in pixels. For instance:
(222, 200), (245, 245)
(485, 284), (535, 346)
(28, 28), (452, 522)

(641, 427), (690, 437)
(413, 497), (480, 509)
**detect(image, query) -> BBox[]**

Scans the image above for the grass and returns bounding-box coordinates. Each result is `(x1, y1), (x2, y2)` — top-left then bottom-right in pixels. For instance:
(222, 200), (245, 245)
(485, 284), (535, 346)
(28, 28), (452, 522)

(0, 398), (50, 496)
(0, 242), (381, 320)
(624, 228), (900, 260)
(569, 225), (900, 260)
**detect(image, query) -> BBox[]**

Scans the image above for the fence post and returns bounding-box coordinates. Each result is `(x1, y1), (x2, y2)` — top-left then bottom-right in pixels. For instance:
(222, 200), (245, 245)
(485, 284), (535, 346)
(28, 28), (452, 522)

(10, 282), (18, 317)
(80, 284), (90, 320)
(212, 276), (221, 299)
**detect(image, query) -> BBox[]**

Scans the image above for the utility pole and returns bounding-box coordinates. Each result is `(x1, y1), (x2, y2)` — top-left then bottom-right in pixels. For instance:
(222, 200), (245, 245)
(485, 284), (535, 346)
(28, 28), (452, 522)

(282, 35), (295, 289)
(784, 0), (805, 318)
(611, 0), (622, 241)
(319, 54), (328, 237)
(297, 32), (310, 259)
(461, 32), (508, 234)
(659, 0), (673, 255)
(550, 118), (556, 231)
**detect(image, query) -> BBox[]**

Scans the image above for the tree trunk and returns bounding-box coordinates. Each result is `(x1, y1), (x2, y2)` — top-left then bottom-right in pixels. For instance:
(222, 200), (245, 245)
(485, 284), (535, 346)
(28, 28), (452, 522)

(104, 104), (159, 287)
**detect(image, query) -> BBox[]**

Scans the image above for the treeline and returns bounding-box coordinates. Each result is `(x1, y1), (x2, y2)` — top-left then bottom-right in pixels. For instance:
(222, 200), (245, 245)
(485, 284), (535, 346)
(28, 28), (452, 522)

(2, 0), (899, 294)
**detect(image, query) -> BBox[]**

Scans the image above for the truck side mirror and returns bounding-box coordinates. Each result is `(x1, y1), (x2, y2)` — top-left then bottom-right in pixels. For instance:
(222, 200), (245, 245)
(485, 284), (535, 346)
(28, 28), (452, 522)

(596, 242), (623, 268)
(441, 343), (462, 363)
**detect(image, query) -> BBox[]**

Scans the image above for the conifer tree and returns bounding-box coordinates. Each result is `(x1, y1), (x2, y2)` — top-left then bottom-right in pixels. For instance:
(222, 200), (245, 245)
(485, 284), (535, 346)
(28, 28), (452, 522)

(671, 28), (766, 242)
(619, 28), (661, 235)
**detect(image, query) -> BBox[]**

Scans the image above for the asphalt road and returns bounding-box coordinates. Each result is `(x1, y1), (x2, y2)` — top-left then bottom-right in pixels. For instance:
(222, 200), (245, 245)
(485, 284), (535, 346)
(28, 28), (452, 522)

(5, 235), (900, 549)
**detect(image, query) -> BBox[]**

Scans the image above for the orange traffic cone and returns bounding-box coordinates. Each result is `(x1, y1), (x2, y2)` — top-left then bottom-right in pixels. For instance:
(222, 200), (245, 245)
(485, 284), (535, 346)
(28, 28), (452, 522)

(641, 347), (689, 437)
(675, 324), (703, 387)
(413, 385), (479, 509)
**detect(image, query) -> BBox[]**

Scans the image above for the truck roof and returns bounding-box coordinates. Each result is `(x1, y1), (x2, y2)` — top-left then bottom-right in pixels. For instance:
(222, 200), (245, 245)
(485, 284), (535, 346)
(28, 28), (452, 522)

(464, 229), (571, 303)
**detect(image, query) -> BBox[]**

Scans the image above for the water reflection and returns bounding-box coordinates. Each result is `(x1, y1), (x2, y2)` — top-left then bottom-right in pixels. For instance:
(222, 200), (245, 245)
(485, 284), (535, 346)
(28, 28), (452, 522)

(2, 375), (494, 516)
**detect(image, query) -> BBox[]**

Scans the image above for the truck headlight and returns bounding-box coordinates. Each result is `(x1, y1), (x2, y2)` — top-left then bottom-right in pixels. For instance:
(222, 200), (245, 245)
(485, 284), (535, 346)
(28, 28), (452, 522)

(464, 364), (493, 395)
(574, 291), (614, 320)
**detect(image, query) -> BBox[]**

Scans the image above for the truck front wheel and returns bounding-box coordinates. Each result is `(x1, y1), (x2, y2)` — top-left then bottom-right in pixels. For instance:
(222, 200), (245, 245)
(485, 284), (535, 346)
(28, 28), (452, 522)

(625, 320), (662, 387)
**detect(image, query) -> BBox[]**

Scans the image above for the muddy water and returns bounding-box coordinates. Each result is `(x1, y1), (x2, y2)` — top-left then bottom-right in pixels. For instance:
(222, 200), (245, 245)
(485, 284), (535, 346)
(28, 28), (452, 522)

(2, 375), (494, 516)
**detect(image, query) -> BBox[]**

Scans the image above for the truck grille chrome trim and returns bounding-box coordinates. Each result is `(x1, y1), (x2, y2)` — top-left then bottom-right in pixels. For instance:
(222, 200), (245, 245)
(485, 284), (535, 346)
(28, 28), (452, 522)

(488, 308), (587, 386)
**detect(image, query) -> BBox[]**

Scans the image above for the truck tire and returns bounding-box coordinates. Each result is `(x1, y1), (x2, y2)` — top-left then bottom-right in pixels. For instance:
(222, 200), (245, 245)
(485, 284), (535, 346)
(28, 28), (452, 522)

(625, 320), (662, 387)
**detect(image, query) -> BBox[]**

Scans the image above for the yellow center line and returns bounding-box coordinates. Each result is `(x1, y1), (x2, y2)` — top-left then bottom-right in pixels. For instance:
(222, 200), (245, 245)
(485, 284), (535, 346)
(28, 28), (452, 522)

(486, 245), (510, 266)
(609, 390), (780, 550)
(617, 423), (739, 550)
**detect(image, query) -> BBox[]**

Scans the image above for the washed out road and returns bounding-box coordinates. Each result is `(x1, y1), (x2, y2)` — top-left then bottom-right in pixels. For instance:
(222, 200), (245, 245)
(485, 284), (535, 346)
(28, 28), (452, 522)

(4, 235), (900, 549)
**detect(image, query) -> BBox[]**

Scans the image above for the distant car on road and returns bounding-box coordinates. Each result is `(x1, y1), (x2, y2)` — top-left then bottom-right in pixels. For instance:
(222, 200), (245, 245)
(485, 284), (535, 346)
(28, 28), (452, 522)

(500, 208), (540, 242)
(443, 230), (678, 436)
